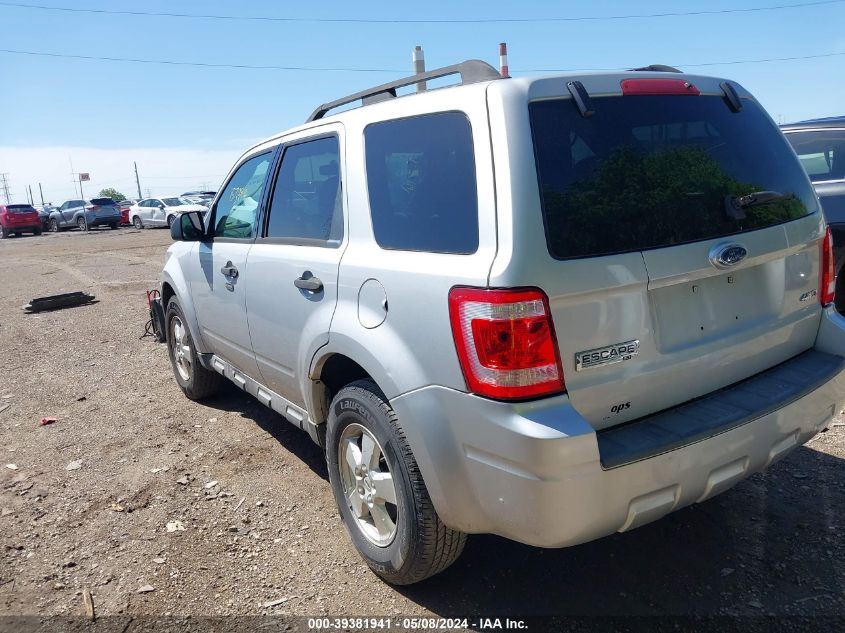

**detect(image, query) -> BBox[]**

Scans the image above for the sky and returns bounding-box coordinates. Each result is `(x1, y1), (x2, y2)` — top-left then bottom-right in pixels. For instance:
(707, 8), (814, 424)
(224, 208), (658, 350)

(0, 0), (844, 204)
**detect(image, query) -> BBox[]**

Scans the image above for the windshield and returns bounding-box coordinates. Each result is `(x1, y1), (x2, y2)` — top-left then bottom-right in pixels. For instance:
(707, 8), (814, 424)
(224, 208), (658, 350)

(162, 197), (193, 206)
(530, 95), (818, 259)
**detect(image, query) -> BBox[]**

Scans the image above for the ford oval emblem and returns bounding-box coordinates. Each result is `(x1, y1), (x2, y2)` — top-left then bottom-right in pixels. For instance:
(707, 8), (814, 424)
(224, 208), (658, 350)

(710, 243), (748, 268)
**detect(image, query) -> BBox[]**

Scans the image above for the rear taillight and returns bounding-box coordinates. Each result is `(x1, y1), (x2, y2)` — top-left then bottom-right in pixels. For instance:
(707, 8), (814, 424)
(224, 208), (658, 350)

(821, 226), (836, 307)
(620, 78), (700, 96)
(448, 287), (565, 400)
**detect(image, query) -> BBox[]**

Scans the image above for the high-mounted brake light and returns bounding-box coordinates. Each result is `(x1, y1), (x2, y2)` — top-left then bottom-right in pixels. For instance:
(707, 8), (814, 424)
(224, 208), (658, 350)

(448, 287), (565, 400)
(621, 79), (700, 96)
(821, 226), (836, 307)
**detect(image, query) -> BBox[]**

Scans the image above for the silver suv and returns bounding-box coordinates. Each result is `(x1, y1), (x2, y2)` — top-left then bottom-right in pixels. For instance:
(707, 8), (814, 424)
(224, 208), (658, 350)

(161, 60), (845, 585)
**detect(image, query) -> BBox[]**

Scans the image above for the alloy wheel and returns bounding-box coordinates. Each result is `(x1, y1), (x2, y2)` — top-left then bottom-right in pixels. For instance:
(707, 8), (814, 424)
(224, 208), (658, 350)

(170, 316), (192, 381)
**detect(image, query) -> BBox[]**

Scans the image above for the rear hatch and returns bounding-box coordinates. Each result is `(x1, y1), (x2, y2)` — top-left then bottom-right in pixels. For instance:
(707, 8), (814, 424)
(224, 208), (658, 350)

(89, 198), (120, 217)
(527, 76), (825, 429)
(5, 204), (38, 224)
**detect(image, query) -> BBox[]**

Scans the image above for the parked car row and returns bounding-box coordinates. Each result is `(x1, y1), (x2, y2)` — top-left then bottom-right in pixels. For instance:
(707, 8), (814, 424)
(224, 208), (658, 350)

(0, 194), (215, 239)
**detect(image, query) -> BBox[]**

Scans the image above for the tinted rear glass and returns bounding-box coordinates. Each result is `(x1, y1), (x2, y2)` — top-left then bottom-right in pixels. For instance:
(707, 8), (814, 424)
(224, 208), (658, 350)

(365, 112), (478, 254)
(91, 197), (116, 205)
(530, 96), (818, 259)
(7, 205), (35, 212)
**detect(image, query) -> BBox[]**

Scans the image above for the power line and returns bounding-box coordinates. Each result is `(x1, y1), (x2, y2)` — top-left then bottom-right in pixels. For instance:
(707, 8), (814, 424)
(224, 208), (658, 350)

(0, 48), (402, 72)
(1, 47), (844, 73)
(0, 0), (841, 23)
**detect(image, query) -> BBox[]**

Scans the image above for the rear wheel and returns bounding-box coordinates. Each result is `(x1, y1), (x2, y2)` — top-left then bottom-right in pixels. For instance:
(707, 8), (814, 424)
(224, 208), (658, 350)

(34, 227), (42, 236)
(109, 223), (118, 230)
(0, 227), (9, 239)
(326, 379), (466, 585)
(77, 217), (87, 231)
(133, 216), (143, 229)
(165, 298), (224, 400)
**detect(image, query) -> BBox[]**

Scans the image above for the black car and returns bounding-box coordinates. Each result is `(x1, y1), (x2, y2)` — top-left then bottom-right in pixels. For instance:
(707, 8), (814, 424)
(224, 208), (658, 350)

(782, 116), (845, 310)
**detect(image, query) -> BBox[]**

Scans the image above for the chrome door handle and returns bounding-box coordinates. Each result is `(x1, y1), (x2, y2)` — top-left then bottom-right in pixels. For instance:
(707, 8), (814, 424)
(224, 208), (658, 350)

(294, 274), (323, 292)
(220, 261), (238, 278)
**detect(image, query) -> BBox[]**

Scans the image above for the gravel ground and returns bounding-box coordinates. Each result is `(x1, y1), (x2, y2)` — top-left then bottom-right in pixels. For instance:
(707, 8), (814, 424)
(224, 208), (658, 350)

(0, 228), (843, 625)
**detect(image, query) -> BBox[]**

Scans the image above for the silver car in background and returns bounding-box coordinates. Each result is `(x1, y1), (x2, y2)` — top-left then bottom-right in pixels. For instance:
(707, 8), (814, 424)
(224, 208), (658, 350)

(129, 197), (208, 229)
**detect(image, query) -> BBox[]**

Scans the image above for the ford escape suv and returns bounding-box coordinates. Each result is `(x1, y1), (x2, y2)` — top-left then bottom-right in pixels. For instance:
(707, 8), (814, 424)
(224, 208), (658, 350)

(160, 60), (845, 585)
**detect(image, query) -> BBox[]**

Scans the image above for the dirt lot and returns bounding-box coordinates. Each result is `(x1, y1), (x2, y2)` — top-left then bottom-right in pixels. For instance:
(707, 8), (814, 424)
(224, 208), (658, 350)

(0, 227), (844, 625)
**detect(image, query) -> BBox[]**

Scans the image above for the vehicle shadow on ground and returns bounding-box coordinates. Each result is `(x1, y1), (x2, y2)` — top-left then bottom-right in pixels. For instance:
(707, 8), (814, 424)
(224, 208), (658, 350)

(202, 383), (329, 480)
(396, 441), (844, 619)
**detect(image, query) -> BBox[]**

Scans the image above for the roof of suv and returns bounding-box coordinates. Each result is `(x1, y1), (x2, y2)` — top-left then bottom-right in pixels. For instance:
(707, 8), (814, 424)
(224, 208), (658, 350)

(241, 59), (749, 159)
(781, 116), (845, 131)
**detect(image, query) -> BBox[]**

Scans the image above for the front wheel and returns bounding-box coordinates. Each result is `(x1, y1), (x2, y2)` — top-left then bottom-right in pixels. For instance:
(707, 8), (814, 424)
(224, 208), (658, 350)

(326, 379), (466, 585)
(77, 217), (88, 231)
(133, 216), (143, 229)
(165, 298), (224, 400)
(50, 218), (60, 232)
(34, 227), (42, 236)
(167, 214), (176, 228)
(0, 227), (9, 239)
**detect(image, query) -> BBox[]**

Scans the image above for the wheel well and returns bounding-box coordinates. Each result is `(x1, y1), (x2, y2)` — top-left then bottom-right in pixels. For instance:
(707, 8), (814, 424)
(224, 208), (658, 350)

(161, 282), (175, 310)
(311, 354), (374, 436)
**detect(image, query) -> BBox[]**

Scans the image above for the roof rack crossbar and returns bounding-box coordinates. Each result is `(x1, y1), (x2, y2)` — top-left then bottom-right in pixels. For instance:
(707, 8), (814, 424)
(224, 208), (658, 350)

(306, 59), (501, 123)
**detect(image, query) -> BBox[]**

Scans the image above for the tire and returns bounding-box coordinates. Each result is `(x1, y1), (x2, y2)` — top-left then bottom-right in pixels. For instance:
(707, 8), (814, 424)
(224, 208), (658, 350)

(77, 217), (87, 231)
(167, 214), (176, 228)
(326, 379), (466, 585)
(109, 223), (118, 230)
(0, 227), (9, 239)
(133, 216), (143, 229)
(165, 298), (224, 400)
(34, 227), (42, 236)
(50, 218), (60, 232)
(13, 231), (21, 237)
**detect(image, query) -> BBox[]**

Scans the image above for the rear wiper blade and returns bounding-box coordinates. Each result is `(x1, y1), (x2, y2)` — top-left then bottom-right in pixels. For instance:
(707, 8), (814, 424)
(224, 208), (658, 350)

(724, 190), (790, 220)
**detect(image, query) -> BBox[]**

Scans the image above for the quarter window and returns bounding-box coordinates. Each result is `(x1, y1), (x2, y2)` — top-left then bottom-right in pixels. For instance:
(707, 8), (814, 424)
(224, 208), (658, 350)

(213, 152), (273, 239)
(784, 129), (845, 183)
(265, 136), (343, 243)
(365, 112), (478, 254)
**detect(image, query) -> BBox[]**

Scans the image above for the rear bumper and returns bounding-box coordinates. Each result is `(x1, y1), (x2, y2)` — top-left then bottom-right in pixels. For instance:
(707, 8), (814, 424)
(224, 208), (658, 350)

(391, 308), (845, 548)
(84, 213), (121, 226)
(2, 223), (40, 232)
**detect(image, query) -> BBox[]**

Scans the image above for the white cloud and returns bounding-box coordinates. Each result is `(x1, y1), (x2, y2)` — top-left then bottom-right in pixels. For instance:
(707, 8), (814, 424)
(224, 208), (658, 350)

(0, 145), (249, 204)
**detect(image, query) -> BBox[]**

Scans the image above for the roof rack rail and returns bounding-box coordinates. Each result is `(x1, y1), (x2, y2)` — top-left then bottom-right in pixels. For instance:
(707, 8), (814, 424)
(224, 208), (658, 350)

(306, 59), (501, 123)
(630, 64), (682, 73)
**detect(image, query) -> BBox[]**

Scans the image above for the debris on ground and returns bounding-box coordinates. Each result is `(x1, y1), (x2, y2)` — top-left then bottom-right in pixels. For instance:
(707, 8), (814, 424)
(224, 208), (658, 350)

(165, 520), (185, 533)
(137, 585), (155, 594)
(5, 464), (18, 470)
(65, 460), (82, 471)
(24, 291), (96, 313)
(39, 417), (58, 426)
(83, 587), (96, 622)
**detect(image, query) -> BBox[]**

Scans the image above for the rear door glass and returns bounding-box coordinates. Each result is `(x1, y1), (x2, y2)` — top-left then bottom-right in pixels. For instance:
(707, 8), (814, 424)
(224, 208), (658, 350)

(530, 96), (819, 259)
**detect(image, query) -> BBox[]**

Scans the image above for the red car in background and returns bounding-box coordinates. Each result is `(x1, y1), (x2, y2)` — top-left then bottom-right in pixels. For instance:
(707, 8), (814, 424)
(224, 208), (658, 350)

(0, 204), (42, 237)
(118, 199), (138, 226)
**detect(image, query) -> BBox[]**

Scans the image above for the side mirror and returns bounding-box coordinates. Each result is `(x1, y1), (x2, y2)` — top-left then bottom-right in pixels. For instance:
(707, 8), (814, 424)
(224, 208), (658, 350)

(171, 211), (205, 242)
(158, 204), (165, 210)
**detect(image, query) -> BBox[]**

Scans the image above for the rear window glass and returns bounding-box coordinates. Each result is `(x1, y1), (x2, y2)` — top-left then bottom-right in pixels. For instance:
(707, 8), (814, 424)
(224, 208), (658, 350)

(365, 112), (478, 254)
(7, 205), (34, 212)
(530, 95), (818, 259)
(784, 129), (845, 183)
(91, 197), (116, 205)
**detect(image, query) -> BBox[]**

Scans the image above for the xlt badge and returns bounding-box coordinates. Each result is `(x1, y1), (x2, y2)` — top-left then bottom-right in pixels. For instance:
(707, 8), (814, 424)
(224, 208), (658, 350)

(575, 340), (640, 371)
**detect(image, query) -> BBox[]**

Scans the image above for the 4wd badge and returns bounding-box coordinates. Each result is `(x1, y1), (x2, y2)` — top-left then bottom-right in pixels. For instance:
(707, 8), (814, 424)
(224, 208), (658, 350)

(575, 340), (640, 371)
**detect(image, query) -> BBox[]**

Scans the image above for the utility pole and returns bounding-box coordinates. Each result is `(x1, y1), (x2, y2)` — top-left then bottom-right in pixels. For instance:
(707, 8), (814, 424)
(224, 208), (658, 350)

(413, 45), (426, 92)
(27, 185), (34, 205)
(134, 162), (142, 199)
(38, 183), (44, 206)
(0, 173), (11, 203)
